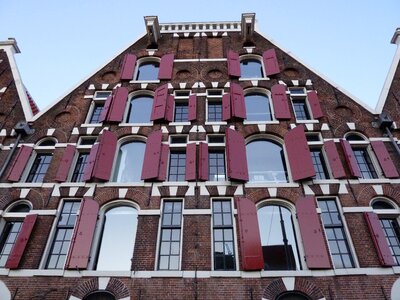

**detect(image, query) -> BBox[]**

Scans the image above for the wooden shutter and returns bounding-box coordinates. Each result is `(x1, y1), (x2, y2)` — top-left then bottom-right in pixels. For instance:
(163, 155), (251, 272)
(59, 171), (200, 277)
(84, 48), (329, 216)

(55, 145), (76, 182)
(83, 144), (99, 182)
(5, 214), (38, 269)
(284, 126), (315, 181)
(340, 139), (361, 177)
(165, 95), (175, 122)
(120, 53), (137, 80)
(198, 142), (209, 181)
(271, 84), (291, 120)
(230, 83), (246, 119)
(158, 54), (174, 80)
(141, 130), (163, 180)
(66, 198), (99, 269)
(185, 143), (197, 181)
(157, 144), (169, 181)
(262, 49), (280, 76)
(296, 196), (331, 269)
(151, 84), (169, 121)
(91, 130), (117, 181)
(225, 128), (249, 181)
(370, 141), (399, 178)
(236, 197), (264, 270)
(222, 93), (231, 121)
(324, 140), (346, 179)
(307, 91), (323, 119)
(99, 93), (113, 122)
(227, 50), (241, 77)
(188, 94), (197, 121)
(364, 212), (396, 266)
(107, 87), (129, 122)
(6, 145), (33, 182)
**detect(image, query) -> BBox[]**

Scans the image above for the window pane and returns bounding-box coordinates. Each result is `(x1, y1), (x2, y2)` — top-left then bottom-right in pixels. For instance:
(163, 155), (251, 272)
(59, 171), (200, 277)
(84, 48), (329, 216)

(168, 152), (186, 181)
(114, 142), (145, 182)
(207, 101), (222, 122)
(353, 148), (377, 179)
(71, 153), (89, 182)
(89, 103), (104, 124)
(245, 93), (272, 121)
(136, 61), (160, 81)
(292, 99), (310, 120)
(240, 59), (263, 78)
(127, 96), (153, 123)
(26, 154), (53, 183)
(209, 151), (226, 181)
(174, 101), (189, 122)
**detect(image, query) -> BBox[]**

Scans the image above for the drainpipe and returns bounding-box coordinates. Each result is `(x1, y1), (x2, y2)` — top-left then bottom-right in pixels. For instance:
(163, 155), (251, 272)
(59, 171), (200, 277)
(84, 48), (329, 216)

(377, 112), (400, 157)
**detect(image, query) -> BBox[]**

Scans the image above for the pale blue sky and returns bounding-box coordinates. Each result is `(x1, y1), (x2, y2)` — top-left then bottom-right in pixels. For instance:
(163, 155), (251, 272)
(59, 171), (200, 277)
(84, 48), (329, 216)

(0, 1), (398, 110)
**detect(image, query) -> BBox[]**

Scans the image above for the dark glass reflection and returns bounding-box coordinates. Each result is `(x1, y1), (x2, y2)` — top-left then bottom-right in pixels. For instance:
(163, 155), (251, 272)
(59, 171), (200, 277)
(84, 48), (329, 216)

(136, 61), (160, 81)
(240, 59), (263, 78)
(84, 291), (116, 300)
(114, 142), (145, 182)
(277, 291), (311, 300)
(127, 96), (153, 123)
(245, 93), (272, 121)
(372, 200), (394, 210)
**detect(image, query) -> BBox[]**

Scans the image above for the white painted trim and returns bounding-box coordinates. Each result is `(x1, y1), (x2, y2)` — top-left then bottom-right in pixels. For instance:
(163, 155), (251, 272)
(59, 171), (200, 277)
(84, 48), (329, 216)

(137, 209), (161, 215)
(182, 209), (211, 215)
(342, 207), (373, 213)
(174, 58), (227, 62)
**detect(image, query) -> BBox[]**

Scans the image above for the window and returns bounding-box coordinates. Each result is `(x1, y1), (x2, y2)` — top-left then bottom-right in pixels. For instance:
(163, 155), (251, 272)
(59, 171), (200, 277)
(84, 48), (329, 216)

(26, 139), (55, 183)
(135, 60), (160, 81)
(173, 91), (190, 123)
(276, 292), (311, 300)
(87, 91), (112, 124)
(84, 292), (116, 300)
(246, 139), (288, 183)
(245, 92), (273, 122)
(240, 57), (263, 78)
(310, 149), (329, 180)
(126, 95), (153, 124)
(208, 135), (226, 181)
(168, 151), (186, 181)
(95, 205), (138, 270)
(207, 90), (223, 122)
(212, 200), (236, 270)
(158, 201), (182, 270)
(46, 201), (81, 269)
(318, 198), (354, 268)
(71, 153), (89, 182)
(113, 141), (145, 182)
(290, 88), (311, 121)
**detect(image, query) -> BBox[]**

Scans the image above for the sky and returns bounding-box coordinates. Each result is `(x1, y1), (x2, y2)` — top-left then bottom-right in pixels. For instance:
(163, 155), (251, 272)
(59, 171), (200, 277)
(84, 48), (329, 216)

(0, 1), (398, 111)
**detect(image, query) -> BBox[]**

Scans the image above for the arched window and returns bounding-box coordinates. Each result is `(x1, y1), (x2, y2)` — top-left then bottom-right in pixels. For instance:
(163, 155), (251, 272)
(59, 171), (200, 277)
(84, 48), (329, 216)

(126, 95), (153, 124)
(96, 205), (138, 270)
(276, 291), (311, 300)
(245, 92), (272, 122)
(113, 141), (145, 182)
(240, 57), (263, 78)
(84, 291), (116, 300)
(246, 139), (288, 183)
(26, 139), (56, 183)
(135, 60), (160, 81)
(257, 203), (301, 270)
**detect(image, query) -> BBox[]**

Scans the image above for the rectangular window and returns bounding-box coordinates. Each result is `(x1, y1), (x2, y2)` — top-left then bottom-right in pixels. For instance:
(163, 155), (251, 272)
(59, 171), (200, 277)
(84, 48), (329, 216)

(89, 103), (104, 124)
(0, 221), (23, 267)
(174, 91), (190, 123)
(26, 154), (53, 183)
(158, 201), (182, 270)
(46, 201), (81, 269)
(292, 99), (310, 120)
(318, 198), (354, 269)
(310, 149), (329, 180)
(207, 90), (223, 122)
(209, 150), (226, 181)
(353, 148), (378, 179)
(87, 91), (112, 124)
(168, 151), (186, 181)
(71, 153), (89, 182)
(212, 200), (236, 270)
(379, 218), (400, 265)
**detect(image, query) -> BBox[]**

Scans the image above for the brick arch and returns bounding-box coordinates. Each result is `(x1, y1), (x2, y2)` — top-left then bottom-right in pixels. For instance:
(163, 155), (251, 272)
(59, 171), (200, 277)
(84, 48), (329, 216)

(355, 185), (378, 206)
(382, 186), (400, 206)
(70, 278), (130, 300)
(262, 278), (325, 300)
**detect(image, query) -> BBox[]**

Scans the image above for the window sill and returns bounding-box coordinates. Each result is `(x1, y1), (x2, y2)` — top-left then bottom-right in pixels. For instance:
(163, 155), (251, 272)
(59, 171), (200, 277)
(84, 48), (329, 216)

(312, 179), (340, 184)
(205, 121), (227, 126)
(349, 178), (392, 184)
(295, 120), (319, 124)
(81, 123), (103, 127)
(10, 182), (54, 188)
(238, 77), (269, 81)
(129, 80), (160, 84)
(243, 120), (279, 125)
(245, 182), (299, 188)
(59, 182), (86, 187)
(169, 122), (191, 126)
(205, 181), (231, 185)
(119, 122), (153, 127)
(103, 182), (148, 187)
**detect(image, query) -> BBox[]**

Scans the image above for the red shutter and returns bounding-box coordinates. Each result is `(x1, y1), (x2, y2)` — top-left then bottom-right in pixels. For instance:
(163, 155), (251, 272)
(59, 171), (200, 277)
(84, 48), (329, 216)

(157, 144), (169, 181)
(364, 212), (396, 266)
(263, 49), (280, 76)
(198, 142), (209, 181)
(91, 130), (117, 181)
(222, 93), (231, 121)
(230, 83), (246, 119)
(185, 143), (197, 181)
(120, 53), (137, 80)
(66, 198), (99, 269)
(324, 140), (346, 179)
(5, 214), (37, 269)
(165, 95), (174, 122)
(307, 91), (323, 119)
(340, 139), (361, 177)
(271, 84), (291, 120)
(236, 197), (264, 270)
(227, 50), (241, 77)
(107, 87), (129, 122)
(284, 126), (315, 181)
(296, 196), (331, 269)
(188, 94), (197, 121)
(55, 145), (76, 182)
(83, 144), (99, 182)
(225, 128), (249, 181)
(6, 145), (33, 182)
(151, 84), (169, 121)
(371, 141), (399, 178)
(99, 94), (113, 122)
(158, 54), (174, 80)
(141, 130), (163, 180)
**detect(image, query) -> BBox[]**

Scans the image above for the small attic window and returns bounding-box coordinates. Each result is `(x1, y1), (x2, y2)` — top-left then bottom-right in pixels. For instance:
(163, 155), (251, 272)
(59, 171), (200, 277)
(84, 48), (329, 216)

(38, 139), (56, 147)
(345, 133), (366, 141)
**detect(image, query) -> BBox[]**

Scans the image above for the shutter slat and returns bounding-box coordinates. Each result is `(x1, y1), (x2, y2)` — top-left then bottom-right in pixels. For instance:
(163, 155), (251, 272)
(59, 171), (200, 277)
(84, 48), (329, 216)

(227, 50), (241, 77)
(340, 139), (361, 177)
(271, 84), (291, 120)
(99, 94), (113, 123)
(151, 84), (169, 121)
(226, 128), (249, 181)
(92, 130), (117, 181)
(83, 144), (99, 182)
(141, 130), (163, 180)
(107, 87), (129, 122)
(296, 196), (331, 269)
(324, 140), (346, 179)
(222, 93), (231, 121)
(262, 49), (280, 76)
(158, 54), (174, 80)
(6, 146), (33, 182)
(371, 141), (399, 178)
(198, 142), (209, 181)
(165, 95), (174, 122)
(66, 198), (99, 269)
(185, 143), (197, 181)
(5, 214), (38, 269)
(157, 144), (169, 181)
(307, 91), (323, 119)
(364, 212), (396, 266)
(188, 94), (197, 121)
(55, 145), (76, 182)
(236, 197), (264, 270)
(120, 53), (137, 80)
(230, 83), (246, 119)
(284, 126), (315, 181)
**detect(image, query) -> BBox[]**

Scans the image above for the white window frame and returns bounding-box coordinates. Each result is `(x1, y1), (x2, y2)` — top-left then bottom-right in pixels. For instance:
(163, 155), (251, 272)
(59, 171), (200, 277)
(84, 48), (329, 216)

(207, 135), (228, 183)
(122, 90), (154, 126)
(131, 57), (161, 83)
(243, 88), (278, 125)
(170, 90), (191, 125)
(84, 91), (112, 125)
(205, 89), (226, 125)
(238, 54), (267, 81)
(289, 87), (317, 123)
